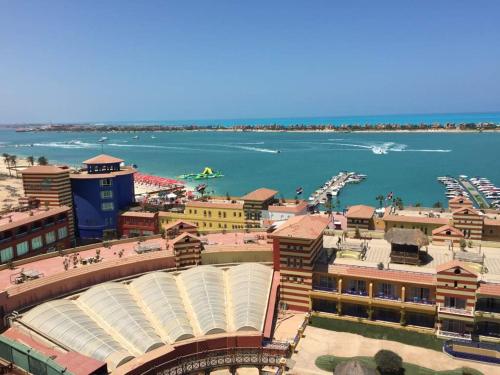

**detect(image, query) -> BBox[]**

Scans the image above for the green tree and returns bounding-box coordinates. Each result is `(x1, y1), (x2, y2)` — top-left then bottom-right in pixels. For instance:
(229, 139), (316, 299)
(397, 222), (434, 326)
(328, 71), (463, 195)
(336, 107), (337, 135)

(37, 156), (48, 165)
(432, 201), (442, 209)
(8, 155), (17, 177)
(2, 153), (12, 176)
(27, 156), (35, 166)
(376, 194), (385, 208)
(393, 197), (404, 210)
(374, 350), (403, 375)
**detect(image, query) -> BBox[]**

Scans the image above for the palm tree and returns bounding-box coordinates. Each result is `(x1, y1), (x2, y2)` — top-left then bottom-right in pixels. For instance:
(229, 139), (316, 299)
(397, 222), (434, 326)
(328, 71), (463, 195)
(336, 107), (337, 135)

(37, 156), (48, 165)
(27, 156), (35, 166)
(2, 153), (11, 176)
(376, 195), (385, 208)
(8, 155), (17, 177)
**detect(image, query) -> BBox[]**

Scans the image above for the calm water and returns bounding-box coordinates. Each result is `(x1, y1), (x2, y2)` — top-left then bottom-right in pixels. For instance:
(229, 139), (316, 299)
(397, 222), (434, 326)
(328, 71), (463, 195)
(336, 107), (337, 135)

(1, 127), (499, 209)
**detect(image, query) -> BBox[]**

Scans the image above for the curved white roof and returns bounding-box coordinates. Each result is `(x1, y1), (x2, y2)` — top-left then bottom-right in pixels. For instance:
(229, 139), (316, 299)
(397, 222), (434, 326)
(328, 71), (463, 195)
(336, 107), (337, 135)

(180, 266), (227, 334)
(21, 300), (133, 369)
(20, 264), (273, 368)
(78, 282), (164, 354)
(130, 272), (195, 342)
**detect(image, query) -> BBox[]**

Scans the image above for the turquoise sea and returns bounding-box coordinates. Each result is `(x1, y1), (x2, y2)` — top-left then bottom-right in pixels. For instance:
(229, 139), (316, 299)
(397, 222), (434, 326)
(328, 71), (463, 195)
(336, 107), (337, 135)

(1, 112), (500, 209)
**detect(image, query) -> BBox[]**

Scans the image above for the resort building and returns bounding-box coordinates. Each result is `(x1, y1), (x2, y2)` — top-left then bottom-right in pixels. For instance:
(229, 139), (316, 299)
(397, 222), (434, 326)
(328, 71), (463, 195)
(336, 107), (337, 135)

(448, 196), (474, 211)
(70, 154), (135, 240)
(431, 225), (464, 246)
(0, 206), (71, 264)
(451, 207), (484, 241)
(162, 219), (198, 239)
(241, 188), (278, 227)
(270, 215), (330, 311)
(159, 199), (246, 231)
(171, 232), (202, 268)
(118, 211), (159, 237)
(262, 199), (308, 222)
(346, 205), (375, 230)
(21, 165), (74, 237)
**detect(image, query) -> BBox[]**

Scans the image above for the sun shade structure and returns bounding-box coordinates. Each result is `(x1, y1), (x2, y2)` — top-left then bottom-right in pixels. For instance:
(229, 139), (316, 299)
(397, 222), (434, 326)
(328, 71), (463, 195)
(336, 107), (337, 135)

(227, 263), (273, 331)
(180, 266), (228, 335)
(129, 272), (195, 343)
(20, 264), (273, 369)
(384, 227), (429, 247)
(78, 282), (164, 355)
(21, 300), (133, 370)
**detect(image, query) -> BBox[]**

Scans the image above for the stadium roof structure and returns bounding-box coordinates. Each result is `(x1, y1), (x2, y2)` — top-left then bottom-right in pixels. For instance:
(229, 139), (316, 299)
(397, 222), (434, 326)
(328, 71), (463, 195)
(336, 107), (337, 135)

(20, 263), (273, 370)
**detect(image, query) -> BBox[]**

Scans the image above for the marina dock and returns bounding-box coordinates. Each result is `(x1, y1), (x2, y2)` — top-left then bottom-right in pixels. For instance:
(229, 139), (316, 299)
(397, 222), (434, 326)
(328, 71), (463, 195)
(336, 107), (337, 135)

(437, 175), (500, 209)
(308, 172), (366, 206)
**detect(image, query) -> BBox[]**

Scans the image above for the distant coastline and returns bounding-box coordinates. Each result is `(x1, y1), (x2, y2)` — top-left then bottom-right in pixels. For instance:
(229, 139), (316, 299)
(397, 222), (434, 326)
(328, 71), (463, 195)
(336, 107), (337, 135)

(5, 122), (500, 133)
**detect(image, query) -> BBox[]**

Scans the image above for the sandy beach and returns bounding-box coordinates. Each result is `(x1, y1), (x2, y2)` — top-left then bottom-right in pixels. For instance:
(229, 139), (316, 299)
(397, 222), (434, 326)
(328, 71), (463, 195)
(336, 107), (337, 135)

(0, 156), (29, 211)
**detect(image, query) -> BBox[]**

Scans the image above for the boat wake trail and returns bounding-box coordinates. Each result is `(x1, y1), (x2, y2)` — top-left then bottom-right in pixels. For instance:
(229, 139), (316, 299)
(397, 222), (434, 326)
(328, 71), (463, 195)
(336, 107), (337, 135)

(224, 144), (280, 154)
(327, 141), (451, 154)
(33, 141), (96, 149)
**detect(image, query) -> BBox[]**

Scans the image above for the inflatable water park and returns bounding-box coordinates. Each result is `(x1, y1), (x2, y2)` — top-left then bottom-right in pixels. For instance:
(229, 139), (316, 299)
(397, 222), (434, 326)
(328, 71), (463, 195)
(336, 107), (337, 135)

(179, 167), (224, 180)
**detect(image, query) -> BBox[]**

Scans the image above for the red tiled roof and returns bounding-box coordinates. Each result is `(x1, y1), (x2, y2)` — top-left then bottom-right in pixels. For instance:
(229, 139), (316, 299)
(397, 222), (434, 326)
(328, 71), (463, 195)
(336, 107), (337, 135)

(268, 201), (308, 213)
(82, 154), (123, 164)
(185, 200), (243, 210)
(170, 232), (201, 245)
(431, 224), (464, 237)
(21, 165), (68, 174)
(451, 207), (482, 216)
(346, 205), (375, 219)
(436, 260), (478, 276)
(383, 214), (448, 225)
(120, 211), (157, 218)
(328, 264), (435, 285)
(241, 188), (278, 201)
(0, 206), (70, 232)
(477, 283), (500, 297)
(271, 215), (329, 240)
(161, 219), (198, 230)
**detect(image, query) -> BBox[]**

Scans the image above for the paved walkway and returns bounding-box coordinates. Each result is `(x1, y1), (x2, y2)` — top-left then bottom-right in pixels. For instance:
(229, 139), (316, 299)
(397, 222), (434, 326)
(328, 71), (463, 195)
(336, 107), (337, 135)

(290, 325), (499, 375)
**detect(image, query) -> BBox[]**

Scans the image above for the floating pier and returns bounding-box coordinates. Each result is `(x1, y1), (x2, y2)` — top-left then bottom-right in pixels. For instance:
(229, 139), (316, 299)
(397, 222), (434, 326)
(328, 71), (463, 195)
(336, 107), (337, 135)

(308, 172), (366, 206)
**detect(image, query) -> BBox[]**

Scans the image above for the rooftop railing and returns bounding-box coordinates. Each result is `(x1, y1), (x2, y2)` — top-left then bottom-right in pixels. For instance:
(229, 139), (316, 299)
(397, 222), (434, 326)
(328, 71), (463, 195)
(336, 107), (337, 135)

(438, 305), (474, 317)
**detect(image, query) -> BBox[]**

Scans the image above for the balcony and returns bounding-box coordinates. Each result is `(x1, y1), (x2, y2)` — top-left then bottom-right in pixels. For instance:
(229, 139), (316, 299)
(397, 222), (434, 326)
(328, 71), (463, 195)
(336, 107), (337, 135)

(374, 292), (401, 302)
(405, 296), (435, 305)
(438, 305), (474, 317)
(437, 330), (472, 341)
(312, 285), (337, 293)
(344, 289), (369, 297)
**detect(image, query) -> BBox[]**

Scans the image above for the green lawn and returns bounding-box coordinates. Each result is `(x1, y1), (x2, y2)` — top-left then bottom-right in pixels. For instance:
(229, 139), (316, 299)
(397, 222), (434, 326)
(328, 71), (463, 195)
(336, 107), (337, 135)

(310, 316), (444, 351)
(315, 355), (483, 375)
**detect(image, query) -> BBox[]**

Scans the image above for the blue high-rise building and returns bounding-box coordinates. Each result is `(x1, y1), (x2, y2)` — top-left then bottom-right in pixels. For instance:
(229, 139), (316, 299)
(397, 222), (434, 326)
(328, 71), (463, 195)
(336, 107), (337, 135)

(70, 154), (135, 240)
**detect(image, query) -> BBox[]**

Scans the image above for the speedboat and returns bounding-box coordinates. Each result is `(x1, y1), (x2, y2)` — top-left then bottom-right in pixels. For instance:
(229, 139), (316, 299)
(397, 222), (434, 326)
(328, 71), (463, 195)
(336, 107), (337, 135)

(98, 137), (108, 142)
(132, 135), (139, 139)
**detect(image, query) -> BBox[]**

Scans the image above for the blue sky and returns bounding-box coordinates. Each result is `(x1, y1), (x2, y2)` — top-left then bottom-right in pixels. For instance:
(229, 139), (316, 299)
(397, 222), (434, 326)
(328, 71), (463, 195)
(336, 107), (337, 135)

(1, 0), (499, 123)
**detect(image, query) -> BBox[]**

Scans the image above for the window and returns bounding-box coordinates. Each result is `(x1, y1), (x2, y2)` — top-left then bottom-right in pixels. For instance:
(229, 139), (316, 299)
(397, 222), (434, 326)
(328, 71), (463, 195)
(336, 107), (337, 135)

(44, 231), (55, 244)
(0, 247), (13, 263)
(100, 178), (112, 186)
(58, 226), (68, 239)
(100, 190), (113, 199)
(101, 202), (114, 211)
(31, 236), (43, 250)
(16, 241), (29, 256)
(104, 217), (114, 225)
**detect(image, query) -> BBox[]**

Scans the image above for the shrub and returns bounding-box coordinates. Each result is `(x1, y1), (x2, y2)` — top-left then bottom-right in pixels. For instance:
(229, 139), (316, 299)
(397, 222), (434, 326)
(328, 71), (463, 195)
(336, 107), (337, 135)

(374, 350), (402, 375)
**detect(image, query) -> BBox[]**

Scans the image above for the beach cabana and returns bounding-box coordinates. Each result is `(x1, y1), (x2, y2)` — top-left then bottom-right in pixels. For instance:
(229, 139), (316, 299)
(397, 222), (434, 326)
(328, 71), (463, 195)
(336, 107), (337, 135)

(385, 227), (429, 265)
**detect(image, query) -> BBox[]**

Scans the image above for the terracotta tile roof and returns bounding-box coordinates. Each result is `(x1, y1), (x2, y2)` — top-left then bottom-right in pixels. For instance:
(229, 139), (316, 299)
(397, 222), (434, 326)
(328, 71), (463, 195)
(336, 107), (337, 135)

(271, 215), (329, 240)
(431, 224), (464, 237)
(203, 243), (271, 253)
(268, 200), (308, 213)
(477, 283), (500, 297)
(448, 196), (472, 204)
(21, 165), (68, 175)
(346, 205), (375, 219)
(82, 154), (124, 164)
(383, 214), (448, 225)
(451, 207), (482, 216)
(241, 188), (278, 201)
(328, 264), (435, 285)
(170, 232), (201, 245)
(484, 219), (500, 227)
(162, 219), (198, 230)
(0, 206), (70, 232)
(436, 260), (478, 276)
(185, 200), (244, 210)
(120, 211), (157, 218)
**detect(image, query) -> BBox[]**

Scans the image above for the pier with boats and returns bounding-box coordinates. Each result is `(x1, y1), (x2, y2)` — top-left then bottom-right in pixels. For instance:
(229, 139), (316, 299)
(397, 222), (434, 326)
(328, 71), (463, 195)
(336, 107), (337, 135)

(437, 175), (500, 209)
(308, 172), (366, 206)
